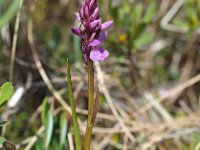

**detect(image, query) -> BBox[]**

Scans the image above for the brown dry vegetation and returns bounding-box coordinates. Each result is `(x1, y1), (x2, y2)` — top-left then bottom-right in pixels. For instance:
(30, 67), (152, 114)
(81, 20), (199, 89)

(0, 0), (200, 150)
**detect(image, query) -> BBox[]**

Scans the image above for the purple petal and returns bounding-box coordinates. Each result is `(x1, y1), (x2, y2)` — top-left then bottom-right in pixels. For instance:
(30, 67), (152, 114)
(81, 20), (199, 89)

(98, 32), (108, 41)
(74, 12), (80, 21)
(79, 5), (84, 19)
(89, 0), (96, 8)
(71, 27), (83, 38)
(90, 19), (101, 29)
(89, 39), (103, 46)
(91, 7), (99, 19)
(101, 20), (113, 30)
(83, 5), (89, 18)
(90, 48), (109, 62)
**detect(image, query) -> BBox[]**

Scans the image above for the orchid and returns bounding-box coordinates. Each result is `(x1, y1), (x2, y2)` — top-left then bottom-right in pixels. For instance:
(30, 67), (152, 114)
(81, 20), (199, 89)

(71, 1), (113, 149)
(71, 0), (113, 62)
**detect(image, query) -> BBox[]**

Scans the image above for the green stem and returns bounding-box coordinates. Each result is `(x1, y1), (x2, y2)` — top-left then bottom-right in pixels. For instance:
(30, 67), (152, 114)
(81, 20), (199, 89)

(84, 59), (95, 150)
(66, 60), (81, 150)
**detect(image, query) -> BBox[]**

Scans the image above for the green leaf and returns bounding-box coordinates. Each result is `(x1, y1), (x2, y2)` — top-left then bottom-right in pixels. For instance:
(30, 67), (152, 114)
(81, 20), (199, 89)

(134, 32), (154, 49)
(66, 59), (81, 150)
(193, 133), (200, 141)
(143, 2), (156, 23)
(173, 19), (189, 31)
(59, 112), (68, 147)
(0, 82), (14, 106)
(134, 4), (143, 24)
(41, 98), (48, 126)
(0, 0), (21, 29)
(35, 137), (43, 150)
(194, 143), (200, 150)
(0, 137), (6, 145)
(109, 0), (119, 23)
(45, 111), (54, 149)
(0, 0), (4, 7)
(132, 22), (146, 40)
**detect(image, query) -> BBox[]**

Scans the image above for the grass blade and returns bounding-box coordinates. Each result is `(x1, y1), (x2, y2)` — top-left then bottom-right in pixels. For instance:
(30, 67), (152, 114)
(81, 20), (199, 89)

(59, 112), (68, 147)
(41, 98), (48, 126)
(0, 0), (21, 29)
(45, 111), (54, 149)
(66, 59), (81, 150)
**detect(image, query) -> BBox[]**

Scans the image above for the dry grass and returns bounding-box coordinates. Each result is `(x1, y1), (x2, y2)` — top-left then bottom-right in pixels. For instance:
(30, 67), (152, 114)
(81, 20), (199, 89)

(0, 0), (199, 150)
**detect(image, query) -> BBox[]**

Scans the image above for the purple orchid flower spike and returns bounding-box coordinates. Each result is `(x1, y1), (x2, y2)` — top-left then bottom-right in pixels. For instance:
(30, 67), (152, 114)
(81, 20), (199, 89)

(71, 0), (113, 63)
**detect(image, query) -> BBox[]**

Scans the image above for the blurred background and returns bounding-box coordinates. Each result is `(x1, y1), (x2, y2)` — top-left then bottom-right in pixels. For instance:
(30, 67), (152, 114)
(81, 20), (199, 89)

(0, 0), (200, 149)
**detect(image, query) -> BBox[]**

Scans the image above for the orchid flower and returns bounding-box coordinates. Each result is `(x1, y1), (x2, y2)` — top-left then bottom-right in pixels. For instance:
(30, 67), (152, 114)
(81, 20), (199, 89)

(71, 0), (113, 62)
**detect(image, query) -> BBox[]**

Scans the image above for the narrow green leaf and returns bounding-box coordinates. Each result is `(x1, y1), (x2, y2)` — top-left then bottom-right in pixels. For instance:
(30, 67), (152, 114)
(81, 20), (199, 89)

(0, 0), (21, 29)
(0, 0), (4, 7)
(66, 59), (81, 150)
(41, 98), (48, 126)
(134, 32), (154, 49)
(194, 143), (200, 150)
(193, 134), (200, 141)
(132, 22), (146, 40)
(35, 137), (43, 150)
(0, 137), (6, 145)
(173, 19), (189, 31)
(0, 82), (14, 106)
(134, 4), (143, 24)
(59, 112), (68, 146)
(143, 2), (156, 23)
(45, 111), (54, 149)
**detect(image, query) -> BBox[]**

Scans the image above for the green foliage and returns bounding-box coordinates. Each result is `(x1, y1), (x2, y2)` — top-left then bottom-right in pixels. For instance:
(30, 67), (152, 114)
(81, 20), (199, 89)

(108, 0), (157, 52)
(41, 99), (68, 149)
(45, 111), (54, 149)
(0, 82), (14, 147)
(35, 98), (69, 150)
(0, 0), (21, 29)
(0, 82), (13, 107)
(173, 0), (200, 31)
(66, 60), (81, 150)
(191, 133), (200, 150)
(41, 98), (48, 126)
(134, 32), (154, 49)
(144, 2), (157, 23)
(59, 112), (68, 148)
(0, 136), (6, 145)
